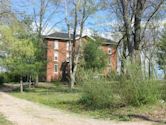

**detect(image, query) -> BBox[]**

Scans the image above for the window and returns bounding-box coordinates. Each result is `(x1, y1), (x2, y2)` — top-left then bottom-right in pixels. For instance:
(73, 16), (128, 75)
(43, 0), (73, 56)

(54, 41), (59, 49)
(66, 52), (69, 62)
(54, 64), (58, 73)
(108, 48), (112, 54)
(66, 42), (69, 51)
(54, 51), (58, 61)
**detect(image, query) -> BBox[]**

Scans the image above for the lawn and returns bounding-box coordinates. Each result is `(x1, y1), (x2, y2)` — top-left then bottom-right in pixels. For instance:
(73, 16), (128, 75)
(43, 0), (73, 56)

(0, 114), (13, 125)
(10, 83), (166, 123)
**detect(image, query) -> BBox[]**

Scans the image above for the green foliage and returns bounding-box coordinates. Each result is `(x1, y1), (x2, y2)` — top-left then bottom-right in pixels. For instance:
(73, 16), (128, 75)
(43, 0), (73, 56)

(0, 25), (36, 79)
(118, 64), (160, 106)
(80, 64), (160, 109)
(0, 114), (13, 125)
(157, 26), (166, 77)
(80, 70), (114, 109)
(0, 73), (7, 84)
(83, 38), (108, 70)
(11, 83), (165, 121)
(160, 81), (166, 101)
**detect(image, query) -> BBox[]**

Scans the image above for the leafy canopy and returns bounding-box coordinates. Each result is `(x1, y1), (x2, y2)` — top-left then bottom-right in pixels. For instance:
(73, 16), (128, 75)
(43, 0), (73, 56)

(0, 24), (36, 77)
(83, 38), (108, 70)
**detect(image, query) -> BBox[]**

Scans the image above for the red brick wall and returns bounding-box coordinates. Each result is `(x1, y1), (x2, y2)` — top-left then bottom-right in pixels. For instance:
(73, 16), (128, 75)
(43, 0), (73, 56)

(111, 47), (117, 71)
(46, 39), (68, 82)
(46, 38), (117, 82)
(46, 39), (54, 82)
(101, 45), (117, 73)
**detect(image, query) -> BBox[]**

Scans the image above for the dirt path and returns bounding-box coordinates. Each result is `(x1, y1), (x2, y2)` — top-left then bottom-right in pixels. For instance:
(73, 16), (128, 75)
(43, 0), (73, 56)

(0, 92), (154, 125)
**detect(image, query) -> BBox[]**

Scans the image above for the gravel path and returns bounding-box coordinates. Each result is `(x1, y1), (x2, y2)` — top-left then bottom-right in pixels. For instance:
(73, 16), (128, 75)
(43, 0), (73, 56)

(0, 92), (154, 125)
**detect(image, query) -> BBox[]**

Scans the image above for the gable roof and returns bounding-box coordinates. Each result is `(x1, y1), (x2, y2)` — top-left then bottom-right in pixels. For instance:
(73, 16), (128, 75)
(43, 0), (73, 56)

(44, 32), (117, 46)
(93, 36), (117, 46)
(44, 32), (79, 40)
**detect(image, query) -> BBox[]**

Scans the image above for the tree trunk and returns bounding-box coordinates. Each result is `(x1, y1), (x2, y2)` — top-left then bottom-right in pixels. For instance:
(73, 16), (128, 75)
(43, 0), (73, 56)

(143, 55), (146, 79)
(148, 60), (151, 79)
(29, 75), (32, 88)
(132, 49), (141, 65)
(70, 48), (81, 88)
(35, 74), (39, 86)
(20, 76), (23, 93)
(121, 41), (127, 74)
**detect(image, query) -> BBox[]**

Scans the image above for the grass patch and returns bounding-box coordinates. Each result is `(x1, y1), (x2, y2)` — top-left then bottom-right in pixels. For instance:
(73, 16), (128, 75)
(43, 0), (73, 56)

(0, 114), (13, 125)
(10, 83), (166, 122)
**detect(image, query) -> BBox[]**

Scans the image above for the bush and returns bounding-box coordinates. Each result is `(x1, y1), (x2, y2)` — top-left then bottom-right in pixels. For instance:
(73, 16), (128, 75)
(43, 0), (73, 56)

(160, 81), (166, 101)
(0, 73), (20, 84)
(0, 73), (6, 84)
(119, 65), (159, 106)
(79, 64), (160, 109)
(80, 70), (114, 109)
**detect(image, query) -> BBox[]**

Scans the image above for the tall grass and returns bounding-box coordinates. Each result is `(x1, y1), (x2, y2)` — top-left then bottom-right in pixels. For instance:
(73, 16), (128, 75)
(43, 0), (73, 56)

(80, 64), (160, 109)
(79, 70), (114, 109)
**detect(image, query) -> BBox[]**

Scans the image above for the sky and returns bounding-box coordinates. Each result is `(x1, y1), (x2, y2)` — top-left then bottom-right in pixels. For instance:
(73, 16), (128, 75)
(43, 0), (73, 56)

(10, 0), (116, 38)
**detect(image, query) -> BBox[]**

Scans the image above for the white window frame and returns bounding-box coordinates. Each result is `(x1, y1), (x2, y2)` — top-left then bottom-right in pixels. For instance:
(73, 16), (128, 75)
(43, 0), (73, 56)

(54, 51), (58, 61)
(66, 52), (69, 62)
(54, 40), (59, 49)
(54, 64), (58, 73)
(108, 48), (112, 54)
(66, 42), (69, 51)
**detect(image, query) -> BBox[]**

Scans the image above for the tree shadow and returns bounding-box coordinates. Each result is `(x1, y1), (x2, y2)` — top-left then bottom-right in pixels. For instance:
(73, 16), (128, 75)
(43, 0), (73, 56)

(0, 84), (18, 92)
(128, 114), (166, 124)
(34, 85), (81, 94)
(0, 83), (81, 94)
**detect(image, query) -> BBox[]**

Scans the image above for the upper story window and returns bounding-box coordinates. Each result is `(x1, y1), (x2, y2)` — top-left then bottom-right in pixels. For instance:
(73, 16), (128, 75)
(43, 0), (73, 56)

(108, 48), (112, 54)
(54, 41), (59, 49)
(66, 52), (69, 62)
(54, 51), (58, 61)
(66, 42), (69, 51)
(54, 64), (58, 73)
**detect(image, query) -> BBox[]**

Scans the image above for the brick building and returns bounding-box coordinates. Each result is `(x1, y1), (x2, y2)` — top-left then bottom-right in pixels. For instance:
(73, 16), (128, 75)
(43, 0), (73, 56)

(44, 32), (117, 82)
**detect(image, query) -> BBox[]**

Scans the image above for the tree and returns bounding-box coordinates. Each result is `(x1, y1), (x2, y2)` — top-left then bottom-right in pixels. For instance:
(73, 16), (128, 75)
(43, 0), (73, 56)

(157, 25), (166, 79)
(0, 24), (35, 92)
(32, 0), (60, 84)
(0, 0), (11, 24)
(107, 0), (164, 63)
(84, 38), (107, 70)
(14, 0), (61, 84)
(64, 0), (100, 88)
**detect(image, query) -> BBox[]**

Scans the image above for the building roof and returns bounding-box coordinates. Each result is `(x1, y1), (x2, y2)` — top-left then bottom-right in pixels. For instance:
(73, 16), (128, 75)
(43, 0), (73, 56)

(44, 32), (117, 46)
(44, 32), (79, 40)
(93, 36), (117, 46)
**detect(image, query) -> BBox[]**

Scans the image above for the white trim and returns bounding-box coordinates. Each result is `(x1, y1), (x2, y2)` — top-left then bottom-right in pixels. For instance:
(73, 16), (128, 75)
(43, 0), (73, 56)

(108, 48), (112, 54)
(66, 52), (69, 62)
(54, 51), (58, 61)
(66, 42), (69, 51)
(54, 40), (59, 49)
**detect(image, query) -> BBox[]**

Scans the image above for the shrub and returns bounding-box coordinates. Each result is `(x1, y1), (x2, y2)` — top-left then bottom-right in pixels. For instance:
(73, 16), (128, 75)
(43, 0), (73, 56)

(0, 73), (20, 84)
(160, 81), (166, 101)
(80, 70), (114, 109)
(119, 65), (159, 106)
(0, 73), (5, 84)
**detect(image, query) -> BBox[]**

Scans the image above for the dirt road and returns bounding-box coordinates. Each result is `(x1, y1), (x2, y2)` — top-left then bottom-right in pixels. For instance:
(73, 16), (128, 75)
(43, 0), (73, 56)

(0, 92), (154, 125)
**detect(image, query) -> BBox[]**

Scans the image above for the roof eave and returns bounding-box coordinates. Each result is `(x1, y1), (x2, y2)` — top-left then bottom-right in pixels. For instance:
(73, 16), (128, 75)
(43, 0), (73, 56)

(44, 36), (71, 41)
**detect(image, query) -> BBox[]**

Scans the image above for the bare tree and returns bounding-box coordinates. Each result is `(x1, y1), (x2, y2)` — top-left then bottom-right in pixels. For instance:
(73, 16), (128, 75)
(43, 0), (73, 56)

(107, 0), (165, 74)
(64, 0), (99, 88)
(28, 0), (61, 84)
